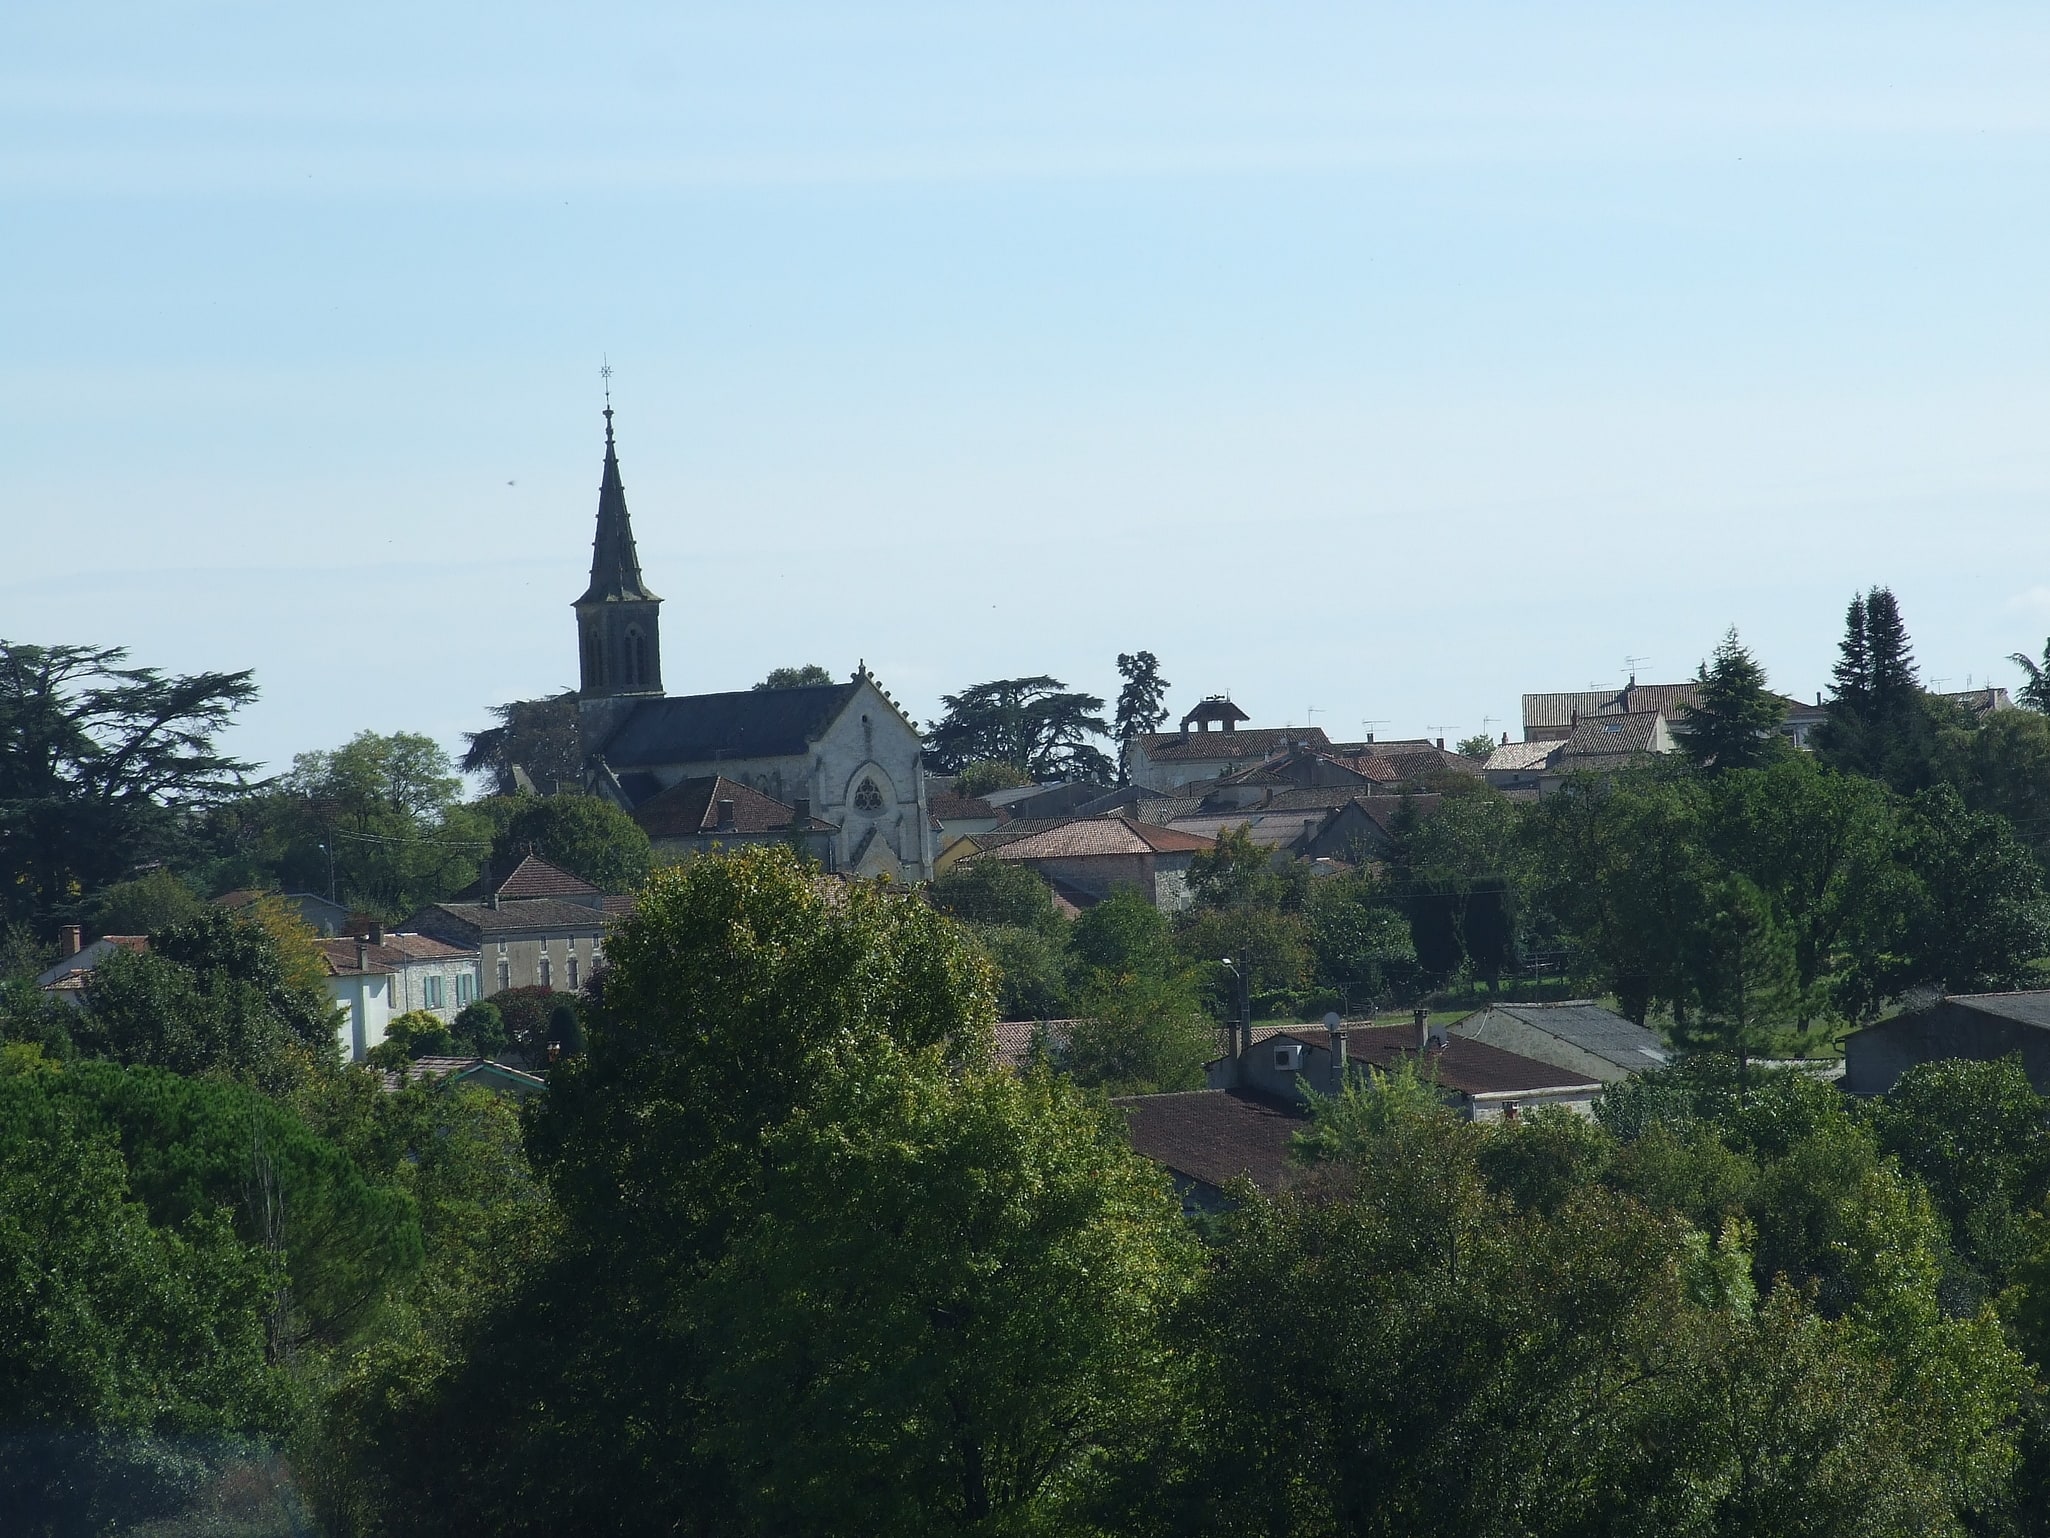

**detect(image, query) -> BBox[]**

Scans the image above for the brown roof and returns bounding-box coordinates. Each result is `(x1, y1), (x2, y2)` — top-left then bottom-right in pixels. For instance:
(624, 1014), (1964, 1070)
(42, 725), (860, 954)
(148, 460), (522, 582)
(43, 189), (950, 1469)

(404, 898), (618, 940)
(1283, 1024), (1601, 1097)
(315, 933), (476, 976)
(985, 814), (1214, 860)
(633, 774), (835, 839)
(992, 1018), (1081, 1071)
(1135, 727), (1332, 764)
(1116, 1089), (1308, 1194)
(458, 854), (601, 902)
(1524, 683), (1703, 733)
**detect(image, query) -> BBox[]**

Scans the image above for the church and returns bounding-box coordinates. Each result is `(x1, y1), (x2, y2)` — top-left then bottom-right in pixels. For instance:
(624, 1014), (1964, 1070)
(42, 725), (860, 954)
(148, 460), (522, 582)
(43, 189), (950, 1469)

(571, 402), (935, 881)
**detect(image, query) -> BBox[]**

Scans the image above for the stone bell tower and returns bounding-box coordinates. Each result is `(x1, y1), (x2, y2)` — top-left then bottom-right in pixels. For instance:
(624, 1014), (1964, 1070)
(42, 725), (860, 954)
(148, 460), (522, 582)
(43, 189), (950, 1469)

(574, 399), (663, 748)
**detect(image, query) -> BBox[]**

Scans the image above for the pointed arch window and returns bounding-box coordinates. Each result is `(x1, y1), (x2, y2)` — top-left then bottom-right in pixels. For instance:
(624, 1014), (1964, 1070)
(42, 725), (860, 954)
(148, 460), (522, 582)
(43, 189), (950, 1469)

(584, 631), (605, 689)
(627, 627), (649, 689)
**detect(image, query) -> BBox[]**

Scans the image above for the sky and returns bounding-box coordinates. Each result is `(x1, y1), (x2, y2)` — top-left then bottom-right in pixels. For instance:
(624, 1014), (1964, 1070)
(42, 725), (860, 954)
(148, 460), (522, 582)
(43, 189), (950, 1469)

(4, 3), (2048, 776)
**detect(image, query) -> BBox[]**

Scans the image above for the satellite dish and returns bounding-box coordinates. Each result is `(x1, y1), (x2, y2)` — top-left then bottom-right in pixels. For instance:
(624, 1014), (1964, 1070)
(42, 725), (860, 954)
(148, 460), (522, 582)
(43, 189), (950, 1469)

(1323, 1012), (1342, 1029)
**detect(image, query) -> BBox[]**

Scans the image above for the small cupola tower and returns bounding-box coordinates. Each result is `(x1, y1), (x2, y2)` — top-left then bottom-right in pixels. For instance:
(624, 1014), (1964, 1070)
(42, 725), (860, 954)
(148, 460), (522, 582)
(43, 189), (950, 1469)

(574, 397), (663, 701)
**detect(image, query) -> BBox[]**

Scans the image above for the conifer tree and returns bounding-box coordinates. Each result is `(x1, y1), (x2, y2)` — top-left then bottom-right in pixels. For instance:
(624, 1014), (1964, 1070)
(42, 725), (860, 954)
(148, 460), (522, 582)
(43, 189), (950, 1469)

(1678, 628), (1786, 773)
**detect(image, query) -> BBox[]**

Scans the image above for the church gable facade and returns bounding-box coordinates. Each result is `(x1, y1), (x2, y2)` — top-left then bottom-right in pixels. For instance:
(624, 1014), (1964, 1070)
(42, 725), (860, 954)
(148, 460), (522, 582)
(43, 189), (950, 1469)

(567, 404), (933, 879)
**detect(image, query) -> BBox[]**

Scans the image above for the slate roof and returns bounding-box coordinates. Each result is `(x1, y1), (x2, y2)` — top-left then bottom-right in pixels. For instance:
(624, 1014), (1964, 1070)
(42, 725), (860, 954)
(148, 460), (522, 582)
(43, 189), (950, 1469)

(601, 682), (863, 767)
(459, 854), (601, 903)
(1453, 1001), (1671, 1079)
(380, 1056), (549, 1096)
(578, 408), (658, 604)
(928, 791), (999, 822)
(1135, 727), (1332, 763)
(1949, 991), (2050, 1029)
(985, 815), (1214, 860)
(1561, 710), (1667, 758)
(1116, 1089), (1308, 1195)
(1281, 1024), (1602, 1097)
(633, 775), (836, 838)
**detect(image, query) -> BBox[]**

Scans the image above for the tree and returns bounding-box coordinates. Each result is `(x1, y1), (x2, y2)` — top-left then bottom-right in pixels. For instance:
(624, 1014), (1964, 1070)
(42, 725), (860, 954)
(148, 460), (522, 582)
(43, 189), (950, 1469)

(1063, 968), (1215, 1094)
(952, 759), (1033, 797)
(753, 664), (834, 690)
(460, 691), (581, 795)
(696, 1048), (1193, 1537)
(451, 998), (509, 1058)
(88, 867), (204, 936)
(927, 859), (1064, 934)
(1454, 733), (1497, 761)
(1937, 708), (2050, 874)
(925, 676), (1113, 783)
(1678, 627), (1787, 773)
(2011, 636), (2050, 712)
(1672, 875), (1802, 1078)
(484, 791), (651, 893)
(1816, 587), (1949, 792)
(1899, 783), (2050, 993)
(273, 731), (493, 916)
(1113, 651), (1170, 783)
(485, 985), (565, 1066)
(0, 1064), (291, 1537)
(1308, 873), (1421, 1009)
(1071, 885), (1179, 980)
(0, 641), (257, 935)
(77, 907), (342, 1089)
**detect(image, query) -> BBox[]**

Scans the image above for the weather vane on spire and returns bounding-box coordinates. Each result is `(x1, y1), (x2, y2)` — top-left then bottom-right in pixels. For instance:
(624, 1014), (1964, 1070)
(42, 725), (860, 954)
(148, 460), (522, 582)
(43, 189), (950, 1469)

(600, 358), (613, 410)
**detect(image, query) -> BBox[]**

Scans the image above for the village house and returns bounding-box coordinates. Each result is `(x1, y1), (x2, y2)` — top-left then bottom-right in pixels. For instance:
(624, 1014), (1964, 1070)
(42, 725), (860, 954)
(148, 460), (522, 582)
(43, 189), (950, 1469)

(403, 854), (621, 999)
(315, 928), (483, 1061)
(1126, 697), (1333, 794)
(1451, 1000), (1670, 1083)
(35, 927), (148, 1005)
(976, 815), (1214, 911)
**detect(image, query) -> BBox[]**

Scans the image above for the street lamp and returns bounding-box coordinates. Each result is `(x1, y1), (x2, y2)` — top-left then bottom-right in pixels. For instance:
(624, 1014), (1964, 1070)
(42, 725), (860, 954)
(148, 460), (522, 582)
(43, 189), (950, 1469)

(1219, 956), (1251, 1060)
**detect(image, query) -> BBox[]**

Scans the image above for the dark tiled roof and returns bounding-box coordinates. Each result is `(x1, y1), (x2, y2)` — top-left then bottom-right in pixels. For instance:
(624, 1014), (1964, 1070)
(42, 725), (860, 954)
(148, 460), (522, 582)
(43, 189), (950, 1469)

(459, 853), (601, 902)
(1116, 1089), (1308, 1195)
(1560, 710), (1667, 759)
(634, 774), (835, 838)
(380, 1056), (549, 1095)
(403, 898), (618, 940)
(314, 933), (475, 976)
(1524, 683), (1702, 732)
(1135, 727), (1332, 764)
(1295, 1024), (1601, 1097)
(928, 791), (999, 821)
(600, 682), (862, 767)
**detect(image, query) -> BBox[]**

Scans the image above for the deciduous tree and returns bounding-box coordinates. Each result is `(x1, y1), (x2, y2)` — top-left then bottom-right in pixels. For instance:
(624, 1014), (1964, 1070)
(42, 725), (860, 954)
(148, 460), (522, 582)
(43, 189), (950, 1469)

(926, 676), (1113, 783)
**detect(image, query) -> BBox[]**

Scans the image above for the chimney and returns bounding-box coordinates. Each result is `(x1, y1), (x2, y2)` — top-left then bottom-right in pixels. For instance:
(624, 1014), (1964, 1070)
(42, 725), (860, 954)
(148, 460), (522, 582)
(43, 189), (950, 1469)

(58, 924), (82, 958)
(792, 795), (811, 826)
(1414, 1005), (1429, 1051)
(1325, 1012), (1347, 1094)
(1435, 737), (1445, 750)
(716, 798), (737, 831)
(367, 921), (384, 944)
(1302, 817), (1317, 848)
(356, 940), (369, 973)
(1223, 717), (1235, 734)
(489, 891), (501, 910)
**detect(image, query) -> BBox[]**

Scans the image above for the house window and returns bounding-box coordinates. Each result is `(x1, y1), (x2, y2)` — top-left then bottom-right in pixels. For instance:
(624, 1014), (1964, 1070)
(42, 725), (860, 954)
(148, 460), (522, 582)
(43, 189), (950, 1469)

(497, 939), (507, 955)
(854, 777), (884, 813)
(568, 956), (579, 990)
(455, 973), (476, 1006)
(540, 957), (553, 988)
(424, 975), (444, 1010)
(497, 959), (511, 991)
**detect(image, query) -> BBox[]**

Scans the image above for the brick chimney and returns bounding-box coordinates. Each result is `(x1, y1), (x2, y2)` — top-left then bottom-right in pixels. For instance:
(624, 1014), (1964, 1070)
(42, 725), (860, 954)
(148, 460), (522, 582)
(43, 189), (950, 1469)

(58, 924), (82, 958)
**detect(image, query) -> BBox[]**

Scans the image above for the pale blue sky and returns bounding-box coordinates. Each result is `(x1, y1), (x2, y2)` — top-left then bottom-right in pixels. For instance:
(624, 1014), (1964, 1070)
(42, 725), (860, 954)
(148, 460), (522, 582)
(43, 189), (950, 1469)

(5, 3), (2048, 774)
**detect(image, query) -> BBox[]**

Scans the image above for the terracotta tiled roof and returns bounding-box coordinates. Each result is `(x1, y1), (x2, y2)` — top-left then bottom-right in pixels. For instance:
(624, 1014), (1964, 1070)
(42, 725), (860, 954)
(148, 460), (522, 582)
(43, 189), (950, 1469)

(1281, 1024), (1602, 1097)
(1483, 739), (1560, 773)
(1134, 727), (1332, 764)
(1115, 1089), (1308, 1195)
(457, 854), (602, 902)
(314, 933), (475, 976)
(633, 774), (835, 839)
(985, 815), (1214, 860)
(992, 1019), (1081, 1071)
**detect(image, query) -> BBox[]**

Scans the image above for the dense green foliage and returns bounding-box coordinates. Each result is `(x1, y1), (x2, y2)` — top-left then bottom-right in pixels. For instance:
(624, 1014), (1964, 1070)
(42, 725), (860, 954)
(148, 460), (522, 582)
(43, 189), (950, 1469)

(481, 790), (651, 892)
(753, 662), (835, 689)
(926, 675), (1115, 783)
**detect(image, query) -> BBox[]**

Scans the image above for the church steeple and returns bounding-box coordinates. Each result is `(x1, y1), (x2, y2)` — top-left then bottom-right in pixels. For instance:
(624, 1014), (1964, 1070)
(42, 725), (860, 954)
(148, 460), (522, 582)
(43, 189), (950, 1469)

(579, 405), (659, 604)
(574, 399), (663, 700)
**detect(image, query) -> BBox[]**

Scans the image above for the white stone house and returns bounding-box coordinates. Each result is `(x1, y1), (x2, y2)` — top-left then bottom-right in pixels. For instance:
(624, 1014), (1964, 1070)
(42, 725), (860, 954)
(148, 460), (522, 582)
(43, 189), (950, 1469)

(315, 931), (482, 1062)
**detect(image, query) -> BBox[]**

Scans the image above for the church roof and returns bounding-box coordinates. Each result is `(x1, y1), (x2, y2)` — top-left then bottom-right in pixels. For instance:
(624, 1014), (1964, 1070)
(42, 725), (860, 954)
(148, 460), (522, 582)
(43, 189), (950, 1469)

(600, 681), (864, 768)
(578, 406), (659, 605)
(634, 775), (838, 838)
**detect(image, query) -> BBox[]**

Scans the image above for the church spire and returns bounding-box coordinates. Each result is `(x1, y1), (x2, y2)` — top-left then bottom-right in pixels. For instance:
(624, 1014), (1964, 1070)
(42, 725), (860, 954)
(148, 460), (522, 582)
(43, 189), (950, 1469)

(580, 402), (660, 604)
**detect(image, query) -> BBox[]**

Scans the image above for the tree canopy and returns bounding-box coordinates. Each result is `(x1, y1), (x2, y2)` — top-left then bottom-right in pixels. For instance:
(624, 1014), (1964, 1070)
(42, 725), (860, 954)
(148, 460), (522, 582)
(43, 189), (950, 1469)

(753, 663), (835, 690)
(482, 792), (651, 893)
(1113, 651), (1170, 782)
(926, 676), (1114, 783)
